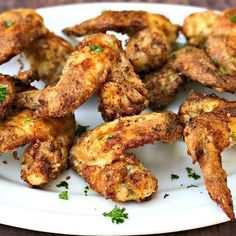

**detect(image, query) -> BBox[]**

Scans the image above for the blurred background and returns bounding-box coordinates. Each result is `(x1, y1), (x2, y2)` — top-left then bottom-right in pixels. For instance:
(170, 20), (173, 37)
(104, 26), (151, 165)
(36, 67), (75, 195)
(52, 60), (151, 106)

(0, 0), (235, 12)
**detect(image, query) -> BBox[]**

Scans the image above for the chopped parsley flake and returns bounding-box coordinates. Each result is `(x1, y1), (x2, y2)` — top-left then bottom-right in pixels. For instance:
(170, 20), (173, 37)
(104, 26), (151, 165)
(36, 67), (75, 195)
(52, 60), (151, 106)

(75, 124), (89, 137)
(219, 66), (228, 75)
(211, 58), (218, 66)
(164, 193), (169, 199)
(171, 174), (179, 180)
(89, 45), (103, 52)
(107, 134), (114, 139)
(230, 16), (236, 23)
(59, 191), (68, 200)
(84, 185), (90, 196)
(103, 205), (128, 224)
(56, 181), (69, 189)
(5, 21), (14, 28)
(98, 136), (104, 140)
(0, 85), (8, 102)
(23, 119), (33, 126)
(170, 53), (177, 60)
(186, 167), (201, 180)
(187, 184), (198, 188)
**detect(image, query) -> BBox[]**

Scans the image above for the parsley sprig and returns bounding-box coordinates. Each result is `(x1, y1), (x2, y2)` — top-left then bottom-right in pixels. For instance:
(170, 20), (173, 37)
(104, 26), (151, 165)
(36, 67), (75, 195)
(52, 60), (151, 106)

(171, 174), (179, 180)
(59, 191), (68, 200)
(186, 167), (201, 180)
(89, 45), (103, 52)
(0, 85), (8, 102)
(75, 124), (89, 137)
(56, 181), (69, 189)
(103, 205), (128, 224)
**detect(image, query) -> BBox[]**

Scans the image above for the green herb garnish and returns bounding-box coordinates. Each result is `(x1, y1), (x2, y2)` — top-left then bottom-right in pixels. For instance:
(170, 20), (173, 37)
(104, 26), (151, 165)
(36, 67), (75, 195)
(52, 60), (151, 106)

(211, 58), (218, 66)
(187, 184), (198, 188)
(75, 124), (89, 137)
(164, 193), (169, 199)
(107, 134), (113, 139)
(0, 85), (8, 102)
(98, 136), (104, 140)
(5, 21), (14, 28)
(219, 66), (228, 75)
(89, 45), (103, 52)
(186, 167), (201, 180)
(156, 106), (166, 112)
(84, 185), (90, 196)
(103, 205), (128, 224)
(56, 181), (69, 189)
(230, 16), (236, 23)
(59, 191), (68, 200)
(170, 53), (177, 60)
(23, 119), (33, 126)
(171, 174), (179, 180)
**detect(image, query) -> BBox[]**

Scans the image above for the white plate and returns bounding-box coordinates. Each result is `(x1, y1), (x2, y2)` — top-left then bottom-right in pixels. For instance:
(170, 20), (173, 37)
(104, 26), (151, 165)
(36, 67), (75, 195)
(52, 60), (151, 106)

(0, 2), (235, 235)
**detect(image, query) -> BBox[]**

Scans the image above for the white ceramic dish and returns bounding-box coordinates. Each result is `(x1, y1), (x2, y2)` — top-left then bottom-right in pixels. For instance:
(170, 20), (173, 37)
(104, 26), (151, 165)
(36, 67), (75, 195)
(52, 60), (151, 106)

(0, 2), (235, 235)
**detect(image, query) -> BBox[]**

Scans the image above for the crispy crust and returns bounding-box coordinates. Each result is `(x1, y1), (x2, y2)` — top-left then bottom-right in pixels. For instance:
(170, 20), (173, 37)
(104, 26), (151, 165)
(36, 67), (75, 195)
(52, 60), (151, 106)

(70, 112), (183, 202)
(63, 11), (179, 72)
(0, 9), (47, 64)
(24, 31), (73, 85)
(144, 64), (185, 110)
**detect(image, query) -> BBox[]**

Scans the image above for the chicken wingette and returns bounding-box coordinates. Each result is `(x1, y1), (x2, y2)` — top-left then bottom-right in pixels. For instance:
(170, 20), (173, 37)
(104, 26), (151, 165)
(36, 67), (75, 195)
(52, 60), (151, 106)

(63, 11), (179, 73)
(0, 9), (47, 64)
(16, 33), (148, 120)
(0, 109), (75, 187)
(180, 91), (236, 220)
(70, 112), (183, 202)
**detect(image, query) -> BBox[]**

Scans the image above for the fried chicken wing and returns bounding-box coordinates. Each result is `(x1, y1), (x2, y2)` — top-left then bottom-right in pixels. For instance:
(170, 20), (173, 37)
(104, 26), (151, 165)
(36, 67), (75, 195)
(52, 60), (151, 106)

(169, 46), (236, 93)
(144, 64), (185, 110)
(24, 32), (73, 85)
(63, 11), (179, 72)
(0, 74), (15, 119)
(180, 92), (236, 219)
(0, 109), (75, 186)
(182, 10), (218, 46)
(98, 52), (148, 121)
(205, 8), (236, 77)
(178, 90), (235, 125)
(70, 112), (183, 202)
(0, 9), (47, 64)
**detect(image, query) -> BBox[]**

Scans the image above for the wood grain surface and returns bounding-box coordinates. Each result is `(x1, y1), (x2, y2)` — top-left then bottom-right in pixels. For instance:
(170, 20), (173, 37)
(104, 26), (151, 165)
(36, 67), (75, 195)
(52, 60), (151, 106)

(1, 0), (236, 236)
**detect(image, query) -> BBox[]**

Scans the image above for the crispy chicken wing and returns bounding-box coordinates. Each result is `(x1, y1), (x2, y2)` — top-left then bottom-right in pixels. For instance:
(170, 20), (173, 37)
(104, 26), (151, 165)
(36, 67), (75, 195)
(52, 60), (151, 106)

(0, 109), (75, 186)
(17, 33), (148, 119)
(98, 51), (148, 121)
(205, 8), (236, 77)
(63, 11), (179, 72)
(180, 92), (236, 219)
(182, 10), (218, 46)
(169, 46), (236, 93)
(144, 64), (185, 110)
(24, 32), (73, 85)
(0, 9), (47, 64)
(70, 112), (183, 202)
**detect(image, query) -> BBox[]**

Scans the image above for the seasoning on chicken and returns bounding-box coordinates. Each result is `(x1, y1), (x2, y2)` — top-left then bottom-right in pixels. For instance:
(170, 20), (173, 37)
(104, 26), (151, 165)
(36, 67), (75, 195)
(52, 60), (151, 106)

(70, 112), (183, 202)
(63, 10), (179, 73)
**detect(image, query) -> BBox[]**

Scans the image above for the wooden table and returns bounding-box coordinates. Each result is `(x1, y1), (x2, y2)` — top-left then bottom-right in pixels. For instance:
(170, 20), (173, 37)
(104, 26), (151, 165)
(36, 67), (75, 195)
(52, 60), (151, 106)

(1, 0), (236, 235)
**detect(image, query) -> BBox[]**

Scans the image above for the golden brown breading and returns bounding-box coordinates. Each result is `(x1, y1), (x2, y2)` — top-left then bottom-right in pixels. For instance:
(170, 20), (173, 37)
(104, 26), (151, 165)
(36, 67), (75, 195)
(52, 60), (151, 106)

(70, 112), (183, 202)
(24, 32), (73, 85)
(184, 109), (236, 220)
(205, 8), (236, 77)
(63, 11), (179, 72)
(182, 10), (218, 46)
(14, 70), (39, 86)
(169, 46), (236, 93)
(0, 74), (15, 119)
(33, 33), (122, 117)
(21, 113), (75, 187)
(0, 9), (47, 64)
(98, 52), (148, 121)
(178, 90), (235, 125)
(144, 64), (185, 110)
(0, 109), (75, 186)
